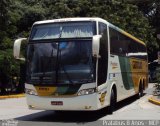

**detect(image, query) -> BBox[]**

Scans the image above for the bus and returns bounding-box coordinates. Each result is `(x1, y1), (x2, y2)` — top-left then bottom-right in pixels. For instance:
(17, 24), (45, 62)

(13, 17), (148, 113)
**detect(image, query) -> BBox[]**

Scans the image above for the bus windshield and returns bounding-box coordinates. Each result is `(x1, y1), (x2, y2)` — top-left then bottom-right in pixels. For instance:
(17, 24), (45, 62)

(30, 22), (94, 40)
(26, 40), (96, 85)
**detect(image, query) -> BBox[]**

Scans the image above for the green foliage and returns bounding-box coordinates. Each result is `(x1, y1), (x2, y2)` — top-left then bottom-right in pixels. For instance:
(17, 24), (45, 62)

(0, 50), (20, 79)
(155, 67), (160, 95)
(156, 67), (160, 83)
(130, 0), (160, 61)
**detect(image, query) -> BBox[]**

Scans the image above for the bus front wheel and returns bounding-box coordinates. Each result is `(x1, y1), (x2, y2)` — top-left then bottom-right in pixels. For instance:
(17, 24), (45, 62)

(137, 84), (144, 99)
(108, 89), (116, 114)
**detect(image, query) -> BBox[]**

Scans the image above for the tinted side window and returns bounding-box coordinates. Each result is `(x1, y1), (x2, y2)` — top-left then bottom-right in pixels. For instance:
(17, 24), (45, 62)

(128, 40), (147, 60)
(128, 39), (138, 54)
(99, 23), (107, 35)
(98, 23), (108, 86)
(118, 33), (129, 56)
(110, 27), (128, 56)
(110, 27), (147, 59)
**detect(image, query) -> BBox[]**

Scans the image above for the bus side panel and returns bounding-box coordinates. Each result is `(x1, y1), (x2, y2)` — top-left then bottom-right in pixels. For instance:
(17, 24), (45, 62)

(130, 58), (148, 93)
(107, 55), (130, 102)
(119, 57), (134, 90)
(107, 55), (139, 102)
(118, 56), (148, 95)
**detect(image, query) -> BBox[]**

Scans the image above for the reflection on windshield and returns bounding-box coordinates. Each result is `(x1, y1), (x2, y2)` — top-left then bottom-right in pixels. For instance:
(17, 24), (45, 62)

(31, 22), (94, 40)
(26, 40), (95, 84)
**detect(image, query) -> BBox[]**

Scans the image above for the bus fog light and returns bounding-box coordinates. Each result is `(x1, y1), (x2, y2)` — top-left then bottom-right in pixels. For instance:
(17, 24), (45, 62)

(78, 88), (95, 96)
(28, 105), (35, 109)
(25, 88), (37, 95)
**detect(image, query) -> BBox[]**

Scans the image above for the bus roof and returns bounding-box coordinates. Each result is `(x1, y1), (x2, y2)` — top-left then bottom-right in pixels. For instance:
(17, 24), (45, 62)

(33, 17), (145, 46)
(33, 17), (106, 25)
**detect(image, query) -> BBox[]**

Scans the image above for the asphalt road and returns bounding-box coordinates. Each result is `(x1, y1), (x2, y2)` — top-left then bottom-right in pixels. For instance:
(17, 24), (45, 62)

(0, 83), (160, 126)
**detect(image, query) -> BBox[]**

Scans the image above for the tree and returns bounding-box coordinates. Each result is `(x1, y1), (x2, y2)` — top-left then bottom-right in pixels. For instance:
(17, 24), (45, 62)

(128, 0), (160, 61)
(0, 0), (10, 43)
(0, 0), (20, 93)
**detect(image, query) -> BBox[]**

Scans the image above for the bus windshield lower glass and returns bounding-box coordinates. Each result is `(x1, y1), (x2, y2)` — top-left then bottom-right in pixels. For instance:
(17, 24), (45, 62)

(30, 22), (95, 40)
(26, 40), (95, 85)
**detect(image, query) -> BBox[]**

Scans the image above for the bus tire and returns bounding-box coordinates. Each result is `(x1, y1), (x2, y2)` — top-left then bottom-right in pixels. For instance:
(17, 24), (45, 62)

(137, 83), (144, 99)
(108, 89), (116, 114)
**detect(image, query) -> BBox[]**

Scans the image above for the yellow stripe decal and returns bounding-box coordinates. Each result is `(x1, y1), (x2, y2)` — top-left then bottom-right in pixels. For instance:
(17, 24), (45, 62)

(121, 30), (145, 46)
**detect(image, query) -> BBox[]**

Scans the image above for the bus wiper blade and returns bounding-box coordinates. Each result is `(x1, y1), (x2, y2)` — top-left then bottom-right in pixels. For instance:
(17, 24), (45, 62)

(56, 26), (74, 85)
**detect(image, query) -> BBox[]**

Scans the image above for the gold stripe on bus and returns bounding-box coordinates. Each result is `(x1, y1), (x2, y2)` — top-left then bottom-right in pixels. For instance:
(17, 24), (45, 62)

(35, 86), (57, 96)
(121, 30), (145, 46)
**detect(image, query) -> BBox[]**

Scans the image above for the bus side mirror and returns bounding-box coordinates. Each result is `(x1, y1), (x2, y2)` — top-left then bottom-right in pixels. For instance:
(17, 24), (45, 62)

(92, 35), (101, 58)
(13, 38), (27, 61)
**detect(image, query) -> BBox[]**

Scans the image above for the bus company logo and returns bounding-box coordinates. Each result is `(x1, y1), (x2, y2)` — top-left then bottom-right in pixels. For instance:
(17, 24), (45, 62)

(111, 62), (118, 69)
(132, 61), (142, 69)
(99, 91), (107, 106)
(2, 119), (18, 126)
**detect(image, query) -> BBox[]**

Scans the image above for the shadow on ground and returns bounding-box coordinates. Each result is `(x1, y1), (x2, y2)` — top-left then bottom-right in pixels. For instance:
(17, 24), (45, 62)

(15, 94), (140, 123)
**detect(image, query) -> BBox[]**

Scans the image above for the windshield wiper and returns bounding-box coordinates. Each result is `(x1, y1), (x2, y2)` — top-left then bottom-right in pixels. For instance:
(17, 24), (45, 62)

(55, 42), (59, 83)
(55, 26), (74, 84)
(39, 26), (64, 83)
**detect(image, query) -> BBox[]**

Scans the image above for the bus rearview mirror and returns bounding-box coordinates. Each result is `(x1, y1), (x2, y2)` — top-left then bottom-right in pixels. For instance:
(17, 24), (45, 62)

(92, 35), (101, 58)
(13, 38), (27, 61)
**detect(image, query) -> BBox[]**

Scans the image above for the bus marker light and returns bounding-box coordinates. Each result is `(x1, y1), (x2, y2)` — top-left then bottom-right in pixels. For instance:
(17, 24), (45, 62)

(85, 106), (92, 109)
(28, 105), (35, 109)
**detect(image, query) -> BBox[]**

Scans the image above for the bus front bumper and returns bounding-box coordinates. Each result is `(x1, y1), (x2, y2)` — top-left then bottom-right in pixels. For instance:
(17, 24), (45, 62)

(26, 93), (99, 111)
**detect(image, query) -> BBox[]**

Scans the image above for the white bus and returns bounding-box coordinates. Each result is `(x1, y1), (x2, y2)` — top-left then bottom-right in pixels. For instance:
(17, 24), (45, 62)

(13, 17), (148, 113)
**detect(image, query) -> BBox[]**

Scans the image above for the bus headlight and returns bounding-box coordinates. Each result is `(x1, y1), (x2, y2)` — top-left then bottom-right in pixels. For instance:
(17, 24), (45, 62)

(25, 88), (37, 96)
(78, 88), (95, 96)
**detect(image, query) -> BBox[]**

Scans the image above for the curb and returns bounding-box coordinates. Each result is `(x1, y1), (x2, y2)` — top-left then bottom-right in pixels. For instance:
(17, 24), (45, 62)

(148, 96), (160, 106)
(0, 94), (25, 99)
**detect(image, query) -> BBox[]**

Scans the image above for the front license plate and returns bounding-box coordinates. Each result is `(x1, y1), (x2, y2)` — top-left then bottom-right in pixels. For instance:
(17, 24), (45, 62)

(51, 101), (63, 105)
